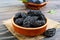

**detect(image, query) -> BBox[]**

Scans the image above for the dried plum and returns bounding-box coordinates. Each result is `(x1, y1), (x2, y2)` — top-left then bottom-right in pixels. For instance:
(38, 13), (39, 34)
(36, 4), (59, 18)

(38, 14), (46, 20)
(15, 18), (23, 26)
(28, 0), (46, 3)
(28, 10), (35, 16)
(35, 0), (41, 4)
(43, 28), (56, 37)
(14, 12), (22, 19)
(23, 16), (31, 27)
(21, 12), (27, 19)
(28, 10), (43, 16)
(23, 16), (38, 27)
(14, 12), (27, 19)
(34, 20), (45, 27)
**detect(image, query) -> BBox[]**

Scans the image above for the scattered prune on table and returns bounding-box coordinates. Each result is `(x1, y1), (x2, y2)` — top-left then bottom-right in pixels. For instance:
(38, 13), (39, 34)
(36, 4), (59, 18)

(43, 28), (56, 37)
(15, 18), (23, 26)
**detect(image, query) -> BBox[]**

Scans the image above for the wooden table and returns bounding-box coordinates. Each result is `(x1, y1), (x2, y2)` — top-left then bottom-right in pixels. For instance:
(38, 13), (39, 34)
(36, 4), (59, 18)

(0, 0), (60, 40)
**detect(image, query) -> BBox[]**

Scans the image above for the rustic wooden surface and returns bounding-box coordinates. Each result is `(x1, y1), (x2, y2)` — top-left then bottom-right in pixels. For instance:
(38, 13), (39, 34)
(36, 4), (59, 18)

(0, 0), (60, 40)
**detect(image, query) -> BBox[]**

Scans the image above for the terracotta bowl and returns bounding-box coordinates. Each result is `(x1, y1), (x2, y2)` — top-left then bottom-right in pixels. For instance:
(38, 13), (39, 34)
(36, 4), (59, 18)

(23, 2), (47, 10)
(12, 17), (47, 37)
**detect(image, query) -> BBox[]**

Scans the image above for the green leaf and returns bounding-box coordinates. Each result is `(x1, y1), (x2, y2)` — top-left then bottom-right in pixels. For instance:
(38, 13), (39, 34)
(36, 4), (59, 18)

(22, 0), (28, 2)
(48, 10), (56, 14)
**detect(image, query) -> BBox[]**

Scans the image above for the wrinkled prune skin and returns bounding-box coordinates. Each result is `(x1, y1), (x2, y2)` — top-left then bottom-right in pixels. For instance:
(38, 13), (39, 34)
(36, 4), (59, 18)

(38, 14), (46, 21)
(15, 18), (23, 26)
(28, 10), (46, 20)
(28, 10), (42, 16)
(23, 16), (38, 27)
(35, 0), (41, 4)
(14, 12), (22, 19)
(23, 16), (32, 27)
(34, 20), (46, 27)
(21, 12), (27, 19)
(43, 28), (56, 37)
(14, 12), (27, 19)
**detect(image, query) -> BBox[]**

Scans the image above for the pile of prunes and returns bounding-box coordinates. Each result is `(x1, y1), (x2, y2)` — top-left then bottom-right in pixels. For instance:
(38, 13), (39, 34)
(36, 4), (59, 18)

(14, 10), (46, 28)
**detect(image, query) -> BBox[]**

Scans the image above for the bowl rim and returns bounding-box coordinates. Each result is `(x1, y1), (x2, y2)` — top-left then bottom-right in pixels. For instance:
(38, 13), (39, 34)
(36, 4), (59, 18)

(23, 2), (48, 6)
(12, 17), (47, 30)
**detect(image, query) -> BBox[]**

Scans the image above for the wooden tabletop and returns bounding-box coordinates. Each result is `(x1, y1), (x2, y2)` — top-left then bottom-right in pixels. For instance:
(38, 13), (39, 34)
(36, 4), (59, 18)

(0, 0), (60, 40)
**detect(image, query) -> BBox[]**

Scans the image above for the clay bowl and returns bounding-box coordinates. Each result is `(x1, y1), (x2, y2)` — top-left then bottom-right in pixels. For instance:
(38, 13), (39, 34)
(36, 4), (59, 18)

(23, 2), (47, 10)
(12, 17), (47, 37)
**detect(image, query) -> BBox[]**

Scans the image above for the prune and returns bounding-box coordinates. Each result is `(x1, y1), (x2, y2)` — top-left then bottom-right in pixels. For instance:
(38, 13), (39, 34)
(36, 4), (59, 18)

(30, 16), (38, 27)
(41, 15), (46, 20)
(33, 10), (43, 16)
(23, 16), (31, 27)
(14, 12), (22, 19)
(21, 12), (27, 19)
(31, 16), (38, 20)
(38, 14), (46, 20)
(28, 10), (43, 16)
(28, 10), (46, 20)
(15, 18), (23, 26)
(23, 16), (38, 27)
(28, 10), (35, 16)
(14, 12), (27, 19)
(35, 0), (41, 4)
(43, 28), (56, 37)
(28, 0), (45, 3)
(28, 0), (34, 3)
(36, 10), (42, 14)
(34, 20), (45, 27)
